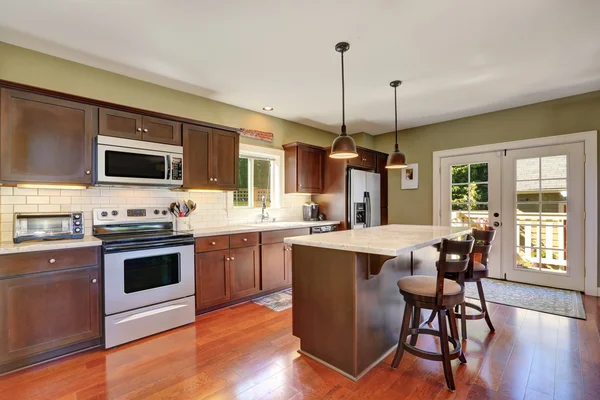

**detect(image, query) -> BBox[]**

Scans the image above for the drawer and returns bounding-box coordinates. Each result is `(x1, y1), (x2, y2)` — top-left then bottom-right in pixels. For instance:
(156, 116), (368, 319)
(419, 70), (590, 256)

(195, 235), (230, 253)
(230, 232), (259, 248)
(260, 228), (311, 245)
(0, 247), (101, 278)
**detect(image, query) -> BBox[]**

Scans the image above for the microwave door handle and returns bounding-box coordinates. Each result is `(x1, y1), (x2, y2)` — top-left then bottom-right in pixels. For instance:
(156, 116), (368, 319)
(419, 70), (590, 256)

(166, 155), (171, 180)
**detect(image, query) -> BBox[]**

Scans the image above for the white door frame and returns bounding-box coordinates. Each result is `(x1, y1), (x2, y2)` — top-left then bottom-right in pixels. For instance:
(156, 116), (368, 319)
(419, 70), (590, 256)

(432, 131), (598, 296)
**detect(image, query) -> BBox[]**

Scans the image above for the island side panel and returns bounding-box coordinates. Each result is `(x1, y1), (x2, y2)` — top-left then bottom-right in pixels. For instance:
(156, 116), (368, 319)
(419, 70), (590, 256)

(292, 245), (358, 377)
(356, 245), (439, 376)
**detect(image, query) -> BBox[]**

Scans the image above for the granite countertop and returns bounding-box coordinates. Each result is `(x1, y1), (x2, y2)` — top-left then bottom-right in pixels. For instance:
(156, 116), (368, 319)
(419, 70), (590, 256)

(192, 220), (341, 238)
(0, 221), (341, 255)
(284, 224), (470, 257)
(0, 236), (103, 255)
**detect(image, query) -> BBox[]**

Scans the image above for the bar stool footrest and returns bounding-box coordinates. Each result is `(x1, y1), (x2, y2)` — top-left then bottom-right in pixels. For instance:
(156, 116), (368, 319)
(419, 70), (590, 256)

(403, 328), (463, 362)
(455, 302), (486, 321)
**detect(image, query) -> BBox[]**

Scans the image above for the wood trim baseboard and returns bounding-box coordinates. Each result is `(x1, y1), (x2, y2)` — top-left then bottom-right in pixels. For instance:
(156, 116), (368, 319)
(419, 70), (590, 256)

(195, 285), (291, 315)
(0, 338), (102, 376)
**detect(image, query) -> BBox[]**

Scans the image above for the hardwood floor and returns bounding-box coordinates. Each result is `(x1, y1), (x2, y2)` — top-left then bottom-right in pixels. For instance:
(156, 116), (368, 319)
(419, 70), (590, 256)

(0, 296), (598, 399)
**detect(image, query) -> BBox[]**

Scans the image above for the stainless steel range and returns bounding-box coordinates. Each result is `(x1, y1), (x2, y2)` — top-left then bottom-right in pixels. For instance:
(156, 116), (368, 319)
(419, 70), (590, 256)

(93, 207), (195, 348)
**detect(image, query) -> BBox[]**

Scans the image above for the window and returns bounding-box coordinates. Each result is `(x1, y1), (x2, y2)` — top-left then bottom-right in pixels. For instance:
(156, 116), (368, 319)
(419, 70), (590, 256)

(450, 163), (489, 228)
(234, 156), (274, 208)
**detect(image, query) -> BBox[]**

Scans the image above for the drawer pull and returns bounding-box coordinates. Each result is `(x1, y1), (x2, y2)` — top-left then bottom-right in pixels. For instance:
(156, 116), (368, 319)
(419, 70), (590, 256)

(243, 238), (248, 242)
(211, 241), (216, 245)
(91, 278), (97, 284)
(49, 258), (56, 264)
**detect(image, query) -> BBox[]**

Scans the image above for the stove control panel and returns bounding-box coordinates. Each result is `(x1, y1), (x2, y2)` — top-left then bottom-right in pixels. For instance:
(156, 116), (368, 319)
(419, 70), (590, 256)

(93, 207), (172, 226)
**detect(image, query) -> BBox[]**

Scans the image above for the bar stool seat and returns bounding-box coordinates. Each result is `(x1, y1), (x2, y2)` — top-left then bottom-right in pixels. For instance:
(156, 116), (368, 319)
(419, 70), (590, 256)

(473, 261), (487, 271)
(398, 276), (462, 298)
(391, 235), (474, 392)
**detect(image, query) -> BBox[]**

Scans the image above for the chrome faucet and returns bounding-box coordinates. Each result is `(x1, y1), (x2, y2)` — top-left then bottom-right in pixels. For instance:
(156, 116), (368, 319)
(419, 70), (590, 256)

(261, 195), (270, 223)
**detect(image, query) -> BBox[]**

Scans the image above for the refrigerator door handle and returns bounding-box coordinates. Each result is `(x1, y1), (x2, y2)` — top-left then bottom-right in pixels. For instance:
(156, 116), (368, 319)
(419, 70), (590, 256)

(364, 192), (371, 228)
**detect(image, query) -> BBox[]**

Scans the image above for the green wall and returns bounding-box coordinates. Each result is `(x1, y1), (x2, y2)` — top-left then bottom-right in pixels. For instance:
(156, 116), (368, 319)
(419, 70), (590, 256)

(374, 91), (600, 286)
(0, 42), (337, 149)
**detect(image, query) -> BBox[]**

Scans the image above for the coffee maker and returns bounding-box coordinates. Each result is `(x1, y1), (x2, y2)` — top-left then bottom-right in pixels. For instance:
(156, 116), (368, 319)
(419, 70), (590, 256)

(302, 202), (319, 221)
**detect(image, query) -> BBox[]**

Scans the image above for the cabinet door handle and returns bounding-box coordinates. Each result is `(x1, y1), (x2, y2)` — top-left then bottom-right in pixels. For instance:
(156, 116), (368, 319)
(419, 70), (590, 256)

(211, 241), (216, 245)
(91, 278), (97, 284)
(230, 257), (235, 260)
(143, 128), (148, 133)
(137, 128), (142, 132)
(226, 257), (230, 261)
(85, 170), (91, 175)
(210, 178), (214, 182)
(214, 178), (218, 182)
(48, 258), (56, 264)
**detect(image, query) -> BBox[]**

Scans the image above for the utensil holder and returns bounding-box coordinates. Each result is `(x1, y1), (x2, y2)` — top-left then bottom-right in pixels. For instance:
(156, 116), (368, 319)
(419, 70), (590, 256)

(175, 217), (193, 232)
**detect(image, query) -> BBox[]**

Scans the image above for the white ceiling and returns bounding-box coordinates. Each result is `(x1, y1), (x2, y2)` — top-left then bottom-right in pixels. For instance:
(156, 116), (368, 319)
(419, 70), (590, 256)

(1, 0), (600, 135)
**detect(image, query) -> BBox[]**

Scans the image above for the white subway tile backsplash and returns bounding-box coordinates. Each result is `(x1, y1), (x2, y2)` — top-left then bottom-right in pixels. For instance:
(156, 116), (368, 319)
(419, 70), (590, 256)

(27, 196), (50, 205)
(14, 205), (38, 212)
(38, 205), (61, 212)
(38, 189), (62, 196)
(0, 186), (310, 242)
(13, 188), (37, 196)
(50, 197), (71, 205)
(2, 196), (26, 205)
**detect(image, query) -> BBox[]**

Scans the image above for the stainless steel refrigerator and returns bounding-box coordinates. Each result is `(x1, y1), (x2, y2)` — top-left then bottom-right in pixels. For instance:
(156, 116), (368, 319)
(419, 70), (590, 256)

(348, 169), (381, 229)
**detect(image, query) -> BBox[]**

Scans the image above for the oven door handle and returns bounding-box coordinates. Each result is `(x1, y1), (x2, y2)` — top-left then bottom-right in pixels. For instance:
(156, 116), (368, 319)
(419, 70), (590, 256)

(166, 155), (171, 181)
(104, 238), (194, 253)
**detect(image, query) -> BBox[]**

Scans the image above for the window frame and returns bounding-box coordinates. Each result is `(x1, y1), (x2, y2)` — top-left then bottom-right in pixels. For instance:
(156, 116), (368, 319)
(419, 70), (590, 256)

(228, 143), (284, 210)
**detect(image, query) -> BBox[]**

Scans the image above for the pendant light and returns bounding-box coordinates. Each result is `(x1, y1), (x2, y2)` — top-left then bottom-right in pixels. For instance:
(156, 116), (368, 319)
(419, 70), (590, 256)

(330, 42), (358, 159)
(386, 80), (408, 169)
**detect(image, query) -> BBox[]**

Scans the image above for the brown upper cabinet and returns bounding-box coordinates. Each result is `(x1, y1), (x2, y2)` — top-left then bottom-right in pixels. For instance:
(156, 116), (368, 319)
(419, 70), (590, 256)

(99, 108), (182, 146)
(0, 89), (95, 185)
(283, 142), (324, 194)
(183, 124), (239, 190)
(347, 147), (376, 169)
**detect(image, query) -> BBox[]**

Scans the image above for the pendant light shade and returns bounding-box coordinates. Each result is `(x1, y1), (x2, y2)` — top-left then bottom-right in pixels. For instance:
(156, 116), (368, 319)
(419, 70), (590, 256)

(386, 80), (408, 169)
(330, 42), (358, 159)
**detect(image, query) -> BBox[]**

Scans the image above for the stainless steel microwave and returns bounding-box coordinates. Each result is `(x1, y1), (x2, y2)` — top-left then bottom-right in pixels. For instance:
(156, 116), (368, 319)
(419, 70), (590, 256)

(96, 136), (183, 187)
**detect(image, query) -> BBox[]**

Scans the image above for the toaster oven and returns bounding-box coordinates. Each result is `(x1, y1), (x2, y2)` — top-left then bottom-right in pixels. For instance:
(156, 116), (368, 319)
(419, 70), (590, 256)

(13, 212), (85, 243)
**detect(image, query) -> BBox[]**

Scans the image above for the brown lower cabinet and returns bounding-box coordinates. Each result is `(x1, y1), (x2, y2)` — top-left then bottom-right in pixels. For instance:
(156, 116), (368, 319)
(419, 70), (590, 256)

(230, 246), (261, 299)
(261, 243), (291, 291)
(194, 228), (313, 313)
(0, 247), (101, 374)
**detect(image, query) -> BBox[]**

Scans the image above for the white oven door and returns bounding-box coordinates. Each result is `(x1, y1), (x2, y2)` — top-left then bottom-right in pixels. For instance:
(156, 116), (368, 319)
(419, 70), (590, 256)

(104, 244), (195, 315)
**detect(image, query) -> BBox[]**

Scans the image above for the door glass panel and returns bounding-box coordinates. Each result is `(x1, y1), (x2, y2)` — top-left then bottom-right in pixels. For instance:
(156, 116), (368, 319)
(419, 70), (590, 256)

(516, 158), (539, 180)
(517, 224), (539, 247)
(541, 156), (567, 179)
(124, 253), (180, 293)
(516, 246), (540, 270)
(105, 150), (166, 179)
(540, 250), (567, 273)
(452, 164), (468, 183)
(513, 154), (569, 274)
(449, 163), (489, 230)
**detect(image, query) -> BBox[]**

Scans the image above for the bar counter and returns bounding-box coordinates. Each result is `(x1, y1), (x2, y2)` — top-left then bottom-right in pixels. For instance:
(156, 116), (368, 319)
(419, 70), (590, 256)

(284, 225), (468, 381)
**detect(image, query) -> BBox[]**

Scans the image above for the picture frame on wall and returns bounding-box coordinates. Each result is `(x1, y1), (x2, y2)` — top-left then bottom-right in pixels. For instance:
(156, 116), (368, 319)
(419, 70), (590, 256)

(401, 163), (418, 190)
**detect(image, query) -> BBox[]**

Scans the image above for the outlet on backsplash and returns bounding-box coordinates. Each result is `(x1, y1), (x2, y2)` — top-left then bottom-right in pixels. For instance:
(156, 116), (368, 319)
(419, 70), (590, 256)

(0, 186), (310, 242)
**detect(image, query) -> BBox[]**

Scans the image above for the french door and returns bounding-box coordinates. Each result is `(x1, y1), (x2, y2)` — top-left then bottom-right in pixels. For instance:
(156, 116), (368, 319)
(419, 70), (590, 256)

(440, 143), (586, 291)
(501, 143), (584, 291)
(441, 152), (503, 279)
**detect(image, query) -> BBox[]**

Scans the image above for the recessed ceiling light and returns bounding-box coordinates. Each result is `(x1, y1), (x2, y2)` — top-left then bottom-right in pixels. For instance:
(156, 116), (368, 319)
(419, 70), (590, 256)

(262, 106), (274, 111)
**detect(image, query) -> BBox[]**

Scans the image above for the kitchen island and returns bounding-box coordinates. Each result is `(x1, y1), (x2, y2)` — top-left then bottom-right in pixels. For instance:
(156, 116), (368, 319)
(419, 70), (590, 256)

(284, 224), (469, 381)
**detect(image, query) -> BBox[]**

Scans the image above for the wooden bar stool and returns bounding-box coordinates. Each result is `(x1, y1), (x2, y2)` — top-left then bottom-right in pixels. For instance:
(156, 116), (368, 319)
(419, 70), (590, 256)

(425, 227), (496, 339)
(391, 235), (474, 391)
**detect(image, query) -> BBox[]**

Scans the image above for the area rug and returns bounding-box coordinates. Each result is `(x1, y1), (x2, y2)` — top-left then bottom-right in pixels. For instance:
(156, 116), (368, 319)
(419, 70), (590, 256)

(253, 288), (292, 312)
(465, 278), (586, 320)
